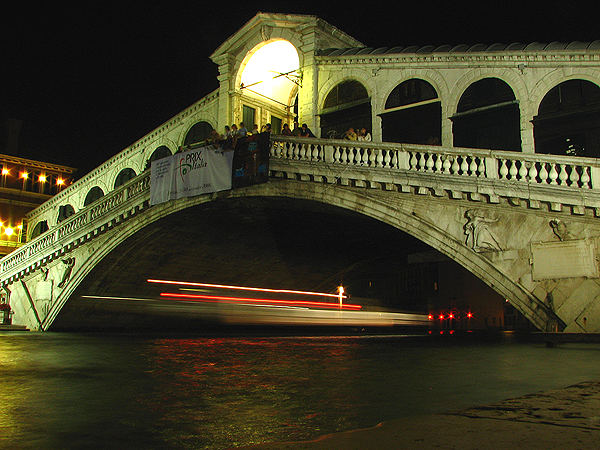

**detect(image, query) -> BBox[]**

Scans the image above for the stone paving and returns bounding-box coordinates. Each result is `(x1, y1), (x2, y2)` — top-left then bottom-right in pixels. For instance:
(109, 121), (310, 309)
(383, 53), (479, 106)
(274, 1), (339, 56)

(249, 381), (600, 449)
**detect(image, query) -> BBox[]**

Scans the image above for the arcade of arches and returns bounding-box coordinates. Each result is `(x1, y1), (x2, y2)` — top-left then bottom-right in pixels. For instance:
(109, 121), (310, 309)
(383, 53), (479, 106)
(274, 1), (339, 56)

(322, 77), (600, 157)
(77, 77), (600, 224)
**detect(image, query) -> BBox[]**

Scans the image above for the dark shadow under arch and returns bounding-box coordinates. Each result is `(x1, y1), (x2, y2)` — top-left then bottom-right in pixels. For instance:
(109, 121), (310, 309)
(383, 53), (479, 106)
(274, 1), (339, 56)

(452, 78), (521, 151)
(84, 186), (105, 207)
(533, 79), (600, 157)
(114, 168), (136, 189)
(320, 80), (371, 139)
(382, 79), (441, 145)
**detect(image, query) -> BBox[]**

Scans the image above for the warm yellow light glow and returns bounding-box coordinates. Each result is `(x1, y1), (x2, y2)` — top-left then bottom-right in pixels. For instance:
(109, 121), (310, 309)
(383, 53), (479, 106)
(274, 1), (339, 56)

(56, 178), (64, 185)
(4, 227), (13, 236)
(16, 223), (22, 229)
(240, 40), (299, 106)
(1, 168), (9, 175)
(38, 175), (47, 182)
(20, 171), (28, 179)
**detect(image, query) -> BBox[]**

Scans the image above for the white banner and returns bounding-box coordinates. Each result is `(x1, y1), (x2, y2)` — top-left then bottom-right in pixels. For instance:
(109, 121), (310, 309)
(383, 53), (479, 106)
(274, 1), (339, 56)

(150, 146), (234, 206)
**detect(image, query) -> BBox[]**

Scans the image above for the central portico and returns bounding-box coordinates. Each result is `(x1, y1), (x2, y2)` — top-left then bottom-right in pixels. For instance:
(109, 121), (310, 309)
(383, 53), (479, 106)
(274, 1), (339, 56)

(209, 13), (363, 137)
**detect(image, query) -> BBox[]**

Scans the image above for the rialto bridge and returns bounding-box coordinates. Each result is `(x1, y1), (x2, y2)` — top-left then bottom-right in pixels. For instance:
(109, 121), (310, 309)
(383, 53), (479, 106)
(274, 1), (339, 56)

(2, 12), (600, 332)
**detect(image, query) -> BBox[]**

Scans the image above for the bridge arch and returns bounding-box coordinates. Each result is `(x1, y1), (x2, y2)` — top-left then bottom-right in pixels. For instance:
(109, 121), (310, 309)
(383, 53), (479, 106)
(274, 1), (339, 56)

(319, 78), (372, 139)
(182, 121), (214, 147)
(29, 220), (49, 240)
(452, 77), (522, 151)
(44, 181), (555, 331)
(144, 145), (173, 171)
(113, 168), (137, 189)
(56, 204), (75, 223)
(381, 78), (442, 145)
(83, 186), (105, 207)
(532, 77), (600, 157)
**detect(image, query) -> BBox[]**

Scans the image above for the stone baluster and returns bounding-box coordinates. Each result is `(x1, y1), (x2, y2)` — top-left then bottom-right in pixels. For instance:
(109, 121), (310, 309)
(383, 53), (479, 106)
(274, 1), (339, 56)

(323, 144), (334, 163)
(558, 164), (569, 186)
(468, 157), (477, 176)
(368, 148), (376, 167)
(518, 160), (528, 181)
(392, 150), (401, 169)
(425, 153), (434, 172)
(582, 166), (592, 188)
(498, 159), (509, 179)
(569, 165), (581, 187)
(477, 158), (486, 177)
(451, 156), (460, 174)
(431, 154), (440, 173)
(442, 156), (451, 174)
(538, 163), (549, 184)
(417, 152), (425, 171)
(548, 163), (559, 185)
(528, 162), (538, 183)
(508, 159), (518, 180)
(383, 149), (391, 167)
(460, 156), (469, 175)
(409, 152), (418, 170)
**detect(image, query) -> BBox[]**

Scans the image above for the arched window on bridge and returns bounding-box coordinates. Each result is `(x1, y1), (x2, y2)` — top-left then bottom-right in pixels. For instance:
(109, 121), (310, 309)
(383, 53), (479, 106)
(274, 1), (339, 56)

(113, 168), (136, 189)
(83, 186), (104, 207)
(183, 121), (214, 147)
(320, 80), (371, 139)
(145, 146), (172, 170)
(57, 204), (75, 222)
(30, 220), (48, 239)
(381, 79), (441, 145)
(533, 79), (600, 157)
(452, 78), (521, 151)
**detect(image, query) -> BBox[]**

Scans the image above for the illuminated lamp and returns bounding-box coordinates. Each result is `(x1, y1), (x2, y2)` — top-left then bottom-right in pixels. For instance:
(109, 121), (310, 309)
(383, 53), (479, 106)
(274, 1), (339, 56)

(428, 314), (433, 320)
(1, 168), (9, 175)
(240, 40), (300, 106)
(56, 178), (65, 186)
(467, 312), (473, 318)
(38, 174), (47, 182)
(20, 171), (29, 179)
(448, 313), (454, 319)
(439, 314), (444, 320)
(4, 227), (13, 236)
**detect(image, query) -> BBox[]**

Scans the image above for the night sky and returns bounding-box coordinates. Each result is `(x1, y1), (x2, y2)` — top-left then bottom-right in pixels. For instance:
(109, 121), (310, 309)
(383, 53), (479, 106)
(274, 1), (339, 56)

(2, 1), (596, 178)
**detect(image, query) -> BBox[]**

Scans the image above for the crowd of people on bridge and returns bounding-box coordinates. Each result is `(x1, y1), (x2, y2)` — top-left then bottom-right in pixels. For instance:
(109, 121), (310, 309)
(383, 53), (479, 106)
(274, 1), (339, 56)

(279, 120), (372, 142)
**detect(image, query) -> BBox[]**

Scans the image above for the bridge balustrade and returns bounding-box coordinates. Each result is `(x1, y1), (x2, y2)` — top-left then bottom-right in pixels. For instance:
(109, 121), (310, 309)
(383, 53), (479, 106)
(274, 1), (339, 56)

(270, 136), (599, 190)
(2, 136), (600, 281)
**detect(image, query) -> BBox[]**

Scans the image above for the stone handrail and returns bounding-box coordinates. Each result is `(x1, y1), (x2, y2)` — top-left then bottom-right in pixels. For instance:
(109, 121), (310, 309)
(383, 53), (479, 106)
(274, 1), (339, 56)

(3, 136), (600, 281)
(0, 173), (151, 277)
(270, 136), (600, 190)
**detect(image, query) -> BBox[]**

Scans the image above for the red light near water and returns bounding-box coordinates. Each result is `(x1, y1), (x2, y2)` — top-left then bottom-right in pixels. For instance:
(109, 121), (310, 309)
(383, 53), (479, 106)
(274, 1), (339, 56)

(159, 292), (362, 310)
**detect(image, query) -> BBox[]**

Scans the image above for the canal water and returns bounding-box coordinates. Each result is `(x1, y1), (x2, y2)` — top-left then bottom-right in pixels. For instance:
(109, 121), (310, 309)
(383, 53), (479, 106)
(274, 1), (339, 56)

(1, 331), (599, 448)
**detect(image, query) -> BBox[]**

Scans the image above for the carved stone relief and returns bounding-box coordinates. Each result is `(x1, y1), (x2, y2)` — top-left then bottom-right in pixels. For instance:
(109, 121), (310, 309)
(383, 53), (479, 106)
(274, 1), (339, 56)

(463, 209), (502, 252)
(549, 219), (573, 241)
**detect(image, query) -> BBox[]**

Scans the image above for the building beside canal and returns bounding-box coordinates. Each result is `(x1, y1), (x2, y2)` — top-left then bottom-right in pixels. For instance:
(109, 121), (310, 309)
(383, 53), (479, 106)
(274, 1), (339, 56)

(0, 119), (76, 257)
(2, 13), (600, 332)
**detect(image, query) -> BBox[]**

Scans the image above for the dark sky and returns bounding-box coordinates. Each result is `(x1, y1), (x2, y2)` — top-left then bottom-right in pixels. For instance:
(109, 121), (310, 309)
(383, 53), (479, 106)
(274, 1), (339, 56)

(2, 1), (596, 177)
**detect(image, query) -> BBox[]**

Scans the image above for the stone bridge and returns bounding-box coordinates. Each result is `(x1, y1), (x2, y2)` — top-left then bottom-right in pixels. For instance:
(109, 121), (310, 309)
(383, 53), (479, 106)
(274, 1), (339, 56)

(2, 136), (600, 332)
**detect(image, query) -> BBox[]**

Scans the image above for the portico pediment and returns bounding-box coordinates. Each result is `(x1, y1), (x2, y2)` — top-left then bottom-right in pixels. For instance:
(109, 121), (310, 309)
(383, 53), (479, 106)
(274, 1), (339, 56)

(209, 12), (364, 64)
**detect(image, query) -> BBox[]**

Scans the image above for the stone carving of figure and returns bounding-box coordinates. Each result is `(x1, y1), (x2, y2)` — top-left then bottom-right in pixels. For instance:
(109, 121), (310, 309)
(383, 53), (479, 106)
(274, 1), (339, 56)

(57, 257), (76, 289)
(464, 209), (502, 252)
(549, 219), (571, 241)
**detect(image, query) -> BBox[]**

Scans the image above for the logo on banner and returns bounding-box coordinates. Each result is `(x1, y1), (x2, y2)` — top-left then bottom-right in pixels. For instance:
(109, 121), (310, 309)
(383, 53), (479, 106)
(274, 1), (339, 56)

(178, 152), (208, 182)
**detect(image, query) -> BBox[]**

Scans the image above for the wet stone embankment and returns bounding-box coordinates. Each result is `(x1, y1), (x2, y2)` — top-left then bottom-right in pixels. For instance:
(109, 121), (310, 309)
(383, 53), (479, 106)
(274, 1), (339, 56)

(253, 381), (600, 449)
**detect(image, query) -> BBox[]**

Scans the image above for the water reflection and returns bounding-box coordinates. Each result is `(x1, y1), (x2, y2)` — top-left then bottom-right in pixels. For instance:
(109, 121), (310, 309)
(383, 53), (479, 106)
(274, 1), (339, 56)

(1, 333), (599, 448)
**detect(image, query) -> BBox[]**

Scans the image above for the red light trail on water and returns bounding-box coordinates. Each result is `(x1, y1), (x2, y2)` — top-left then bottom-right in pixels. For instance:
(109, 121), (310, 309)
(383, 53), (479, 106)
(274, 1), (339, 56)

(147, 279), (347, 299)
(159, 292), (362, 310)
(148, 278), (359, 310)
